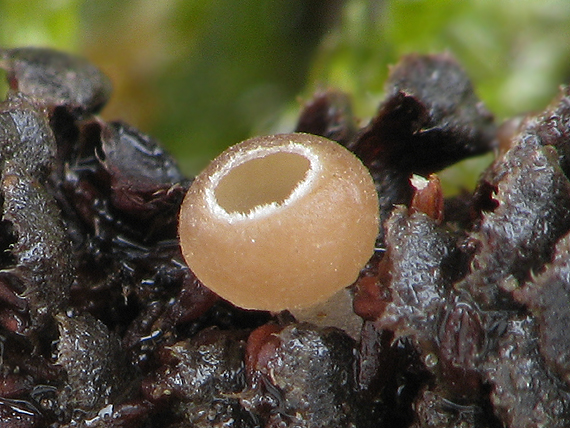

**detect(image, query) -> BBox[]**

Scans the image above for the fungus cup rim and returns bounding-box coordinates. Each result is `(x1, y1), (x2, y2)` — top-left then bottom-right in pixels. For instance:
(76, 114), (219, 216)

(204, 139), (321, 224)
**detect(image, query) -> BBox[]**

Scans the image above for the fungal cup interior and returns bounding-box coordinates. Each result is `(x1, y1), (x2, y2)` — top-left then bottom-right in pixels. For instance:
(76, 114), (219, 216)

(210, 144), (318, 220)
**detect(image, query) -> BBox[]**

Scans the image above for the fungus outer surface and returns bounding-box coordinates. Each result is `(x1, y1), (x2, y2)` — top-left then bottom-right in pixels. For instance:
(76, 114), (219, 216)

(179, 133), (379, 311)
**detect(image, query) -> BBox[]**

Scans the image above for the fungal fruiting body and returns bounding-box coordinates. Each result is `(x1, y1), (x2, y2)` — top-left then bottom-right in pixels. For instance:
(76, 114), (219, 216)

(179, 133), (379, 311)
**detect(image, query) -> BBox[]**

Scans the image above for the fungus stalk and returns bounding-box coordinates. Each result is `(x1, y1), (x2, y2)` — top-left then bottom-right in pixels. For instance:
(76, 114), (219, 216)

(179, 133), (379, 312)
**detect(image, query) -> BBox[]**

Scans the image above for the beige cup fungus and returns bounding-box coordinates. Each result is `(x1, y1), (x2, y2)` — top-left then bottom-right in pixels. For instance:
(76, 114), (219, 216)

(178, 133), (379, 311)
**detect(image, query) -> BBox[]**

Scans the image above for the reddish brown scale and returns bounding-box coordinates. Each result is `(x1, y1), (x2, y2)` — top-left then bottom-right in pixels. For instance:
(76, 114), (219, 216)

(0, 92), (57, 180)
(55, 313), (126, 414)
(0, 46), (112, 115)
(97, 121), (186, 220)
(0, 310), (27, 334)
(458, 142), (570, 309)
(482, 316), (570, 427)
(295, 89), (357, 146)
(357, 321), (389, 392)
(0, 374), (32, 398)
(243, 323), (369, 426)
(409, 174), (444, 224)
(141, 328), (250, 426)
(121, 301), (167, 370)
(353, 243), (394, 321)
(0, 280), (27, 310)
(245, 323), (283, 386)
(352, 275), (390, 321)
(1, 164), (74, 333)
(513, 230), (570, 385)
(437, 299), (485, 401)
(521, 86), (570, 175)
(0, 336), (63, 383)
(374, 206), (454, 340)
(162, 274), (219, 326)
(347, 53), (495, 244)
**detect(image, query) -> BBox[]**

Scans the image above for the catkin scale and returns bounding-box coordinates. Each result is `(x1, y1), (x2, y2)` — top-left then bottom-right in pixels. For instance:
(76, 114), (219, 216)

(179, 133), (379, 311)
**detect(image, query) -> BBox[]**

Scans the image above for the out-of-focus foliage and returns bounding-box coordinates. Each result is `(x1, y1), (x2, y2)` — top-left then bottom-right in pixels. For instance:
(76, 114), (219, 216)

(0, 0), (81, 48)
(80, 0), (343, 173)
(312, 0), (570, 119)
(1, 0), (570, 188)
(307, 0), (570, 193)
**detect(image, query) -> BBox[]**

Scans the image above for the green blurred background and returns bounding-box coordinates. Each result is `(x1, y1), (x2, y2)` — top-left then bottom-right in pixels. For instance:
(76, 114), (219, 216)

(1, 0), (570, 191)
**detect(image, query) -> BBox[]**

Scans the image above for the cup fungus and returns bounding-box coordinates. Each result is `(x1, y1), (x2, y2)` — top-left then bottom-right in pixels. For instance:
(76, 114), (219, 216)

(178, 133), (379, 311)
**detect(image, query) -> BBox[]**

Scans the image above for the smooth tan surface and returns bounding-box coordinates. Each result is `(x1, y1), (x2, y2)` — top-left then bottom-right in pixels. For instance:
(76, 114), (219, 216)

(179, 133), (379, 311)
